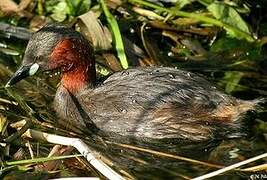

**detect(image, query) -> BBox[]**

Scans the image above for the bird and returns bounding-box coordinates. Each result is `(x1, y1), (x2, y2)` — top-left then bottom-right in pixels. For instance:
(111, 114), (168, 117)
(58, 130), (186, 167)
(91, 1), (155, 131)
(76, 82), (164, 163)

(5, 24), (261, 142)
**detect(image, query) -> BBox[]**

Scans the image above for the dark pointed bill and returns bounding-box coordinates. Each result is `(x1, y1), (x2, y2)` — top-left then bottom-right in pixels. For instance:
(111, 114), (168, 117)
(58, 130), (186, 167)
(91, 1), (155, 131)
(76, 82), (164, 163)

(5, 63), (39, 87)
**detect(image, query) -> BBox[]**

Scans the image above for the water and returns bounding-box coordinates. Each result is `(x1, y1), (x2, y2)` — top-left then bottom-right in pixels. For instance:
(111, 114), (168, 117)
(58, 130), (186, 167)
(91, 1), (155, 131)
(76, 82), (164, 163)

(1, 65), (266, 179)
(0, 28), (266, 180)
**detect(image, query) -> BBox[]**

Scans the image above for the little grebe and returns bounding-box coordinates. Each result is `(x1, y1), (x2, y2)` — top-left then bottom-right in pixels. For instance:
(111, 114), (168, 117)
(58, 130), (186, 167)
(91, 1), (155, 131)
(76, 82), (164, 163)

(6, 24), (259, 141)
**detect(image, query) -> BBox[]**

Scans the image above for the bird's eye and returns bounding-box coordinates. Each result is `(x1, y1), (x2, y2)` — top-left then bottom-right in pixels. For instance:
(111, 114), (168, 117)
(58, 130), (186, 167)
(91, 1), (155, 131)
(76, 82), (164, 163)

(35, 55), (43, 62)
(35, 56), (40, 62)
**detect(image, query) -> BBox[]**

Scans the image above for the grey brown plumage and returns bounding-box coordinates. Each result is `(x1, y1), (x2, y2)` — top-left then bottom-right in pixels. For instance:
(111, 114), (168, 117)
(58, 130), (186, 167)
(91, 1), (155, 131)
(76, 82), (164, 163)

(6, 24), (261, 142)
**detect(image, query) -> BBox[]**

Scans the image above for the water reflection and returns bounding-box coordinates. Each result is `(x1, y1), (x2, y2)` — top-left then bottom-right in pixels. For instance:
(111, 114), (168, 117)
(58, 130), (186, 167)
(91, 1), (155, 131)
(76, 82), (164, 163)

(0, 53), (266, 179)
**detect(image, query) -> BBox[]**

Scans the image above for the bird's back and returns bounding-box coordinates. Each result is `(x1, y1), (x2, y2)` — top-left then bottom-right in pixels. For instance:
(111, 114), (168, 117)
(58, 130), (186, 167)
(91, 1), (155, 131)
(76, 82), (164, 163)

(55, 67), (257, 141)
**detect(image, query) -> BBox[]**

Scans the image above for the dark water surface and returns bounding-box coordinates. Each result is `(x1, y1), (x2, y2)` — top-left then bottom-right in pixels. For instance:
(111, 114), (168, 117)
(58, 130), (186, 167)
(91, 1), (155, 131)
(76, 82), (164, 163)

(0, 29), (267, 179)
